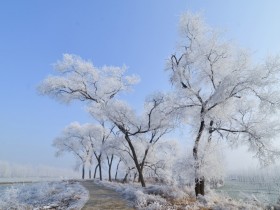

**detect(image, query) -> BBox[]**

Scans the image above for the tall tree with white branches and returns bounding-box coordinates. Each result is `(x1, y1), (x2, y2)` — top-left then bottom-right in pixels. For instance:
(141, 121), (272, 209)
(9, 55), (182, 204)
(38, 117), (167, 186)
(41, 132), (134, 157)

(167, 12), (280, 196)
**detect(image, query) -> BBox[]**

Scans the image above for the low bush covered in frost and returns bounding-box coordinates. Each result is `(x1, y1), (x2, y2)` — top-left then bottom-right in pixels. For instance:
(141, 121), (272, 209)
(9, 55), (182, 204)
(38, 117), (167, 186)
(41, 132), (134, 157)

(0, 180), (88, 210)
(97, 180), (271, 210)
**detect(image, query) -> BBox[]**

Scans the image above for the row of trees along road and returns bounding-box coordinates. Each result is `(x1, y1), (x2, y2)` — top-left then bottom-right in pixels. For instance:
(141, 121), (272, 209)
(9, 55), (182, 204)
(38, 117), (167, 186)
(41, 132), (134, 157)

(39, 12), (280, 197)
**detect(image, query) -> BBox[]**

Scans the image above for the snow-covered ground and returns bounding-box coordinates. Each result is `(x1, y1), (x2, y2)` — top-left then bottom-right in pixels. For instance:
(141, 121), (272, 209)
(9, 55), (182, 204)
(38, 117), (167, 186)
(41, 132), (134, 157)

(2, 178), (279, 209)
(96, 180), (277, 210)
(0, 181), (88, 210)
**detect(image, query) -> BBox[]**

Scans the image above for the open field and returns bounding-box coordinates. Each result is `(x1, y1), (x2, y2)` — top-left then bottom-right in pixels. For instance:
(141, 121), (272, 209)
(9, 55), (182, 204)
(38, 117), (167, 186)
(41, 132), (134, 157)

(0, 177), (67, 184)
(217, 178), (280, 205)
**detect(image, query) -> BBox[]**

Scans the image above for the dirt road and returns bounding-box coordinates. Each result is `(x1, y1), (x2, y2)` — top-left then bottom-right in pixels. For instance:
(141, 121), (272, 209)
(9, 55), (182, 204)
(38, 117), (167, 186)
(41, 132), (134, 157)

(80, 181), (135, 210)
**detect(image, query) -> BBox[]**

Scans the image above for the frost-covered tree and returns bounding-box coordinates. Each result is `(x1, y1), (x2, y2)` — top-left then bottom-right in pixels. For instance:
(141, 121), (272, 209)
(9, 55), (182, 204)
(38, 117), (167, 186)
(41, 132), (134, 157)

(89, 94), (176, 187)
(107, 135), (136, 181)
(39, 54), (139, 178)
(38, 54), (139, 104)
(91, 122), (115, 181)
(53, 121), (116, 180)
(144, 140), (180, 183)
(88, 122), (115, 181)
(172, 142), (225, 188)
(103, 137), (117, 182)
(39, 54), (176, 186)
(167, 12), (280, 196)
(53, 122), (93, 179)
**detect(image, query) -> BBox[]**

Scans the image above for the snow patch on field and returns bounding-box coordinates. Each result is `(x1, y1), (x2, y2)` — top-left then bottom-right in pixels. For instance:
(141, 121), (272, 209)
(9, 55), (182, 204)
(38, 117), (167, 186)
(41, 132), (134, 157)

(0, 181), (88, 210)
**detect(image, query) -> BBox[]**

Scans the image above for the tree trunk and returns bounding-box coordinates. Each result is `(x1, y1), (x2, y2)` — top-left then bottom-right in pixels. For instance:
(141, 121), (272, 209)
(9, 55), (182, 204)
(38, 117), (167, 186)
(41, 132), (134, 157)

(93, 152), (102, 180)
(108, 165), (112, 182)
(94, 164), (99, 179)
(125, 134), (146, 187)
(138, 148), (149, 183)
(195, 177), (205, 196)
(115, 159), (121, 180)
(193, 116), (205, 196)
(107, 154), (114, 182)
(82, 164), (85, 179)
(89, 168), (92, 179)
(123, 172), (129, 183)
(133, 172), (138, 182)
(98, 157), (102, 180)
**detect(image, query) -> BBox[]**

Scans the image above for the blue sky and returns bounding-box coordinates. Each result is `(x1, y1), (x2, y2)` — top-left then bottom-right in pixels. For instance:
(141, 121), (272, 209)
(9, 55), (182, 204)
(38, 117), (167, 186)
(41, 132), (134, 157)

(1, 0), (280, 170)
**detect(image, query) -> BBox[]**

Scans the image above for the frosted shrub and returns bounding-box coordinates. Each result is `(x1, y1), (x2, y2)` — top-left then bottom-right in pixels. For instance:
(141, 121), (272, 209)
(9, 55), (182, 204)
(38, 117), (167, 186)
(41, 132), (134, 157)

(0, 181), (88, 210)
(99, 180), (270, 209)
(134, 190), (167, 210)
(0, 186), (27, 209)
(145, 185), (188, 201)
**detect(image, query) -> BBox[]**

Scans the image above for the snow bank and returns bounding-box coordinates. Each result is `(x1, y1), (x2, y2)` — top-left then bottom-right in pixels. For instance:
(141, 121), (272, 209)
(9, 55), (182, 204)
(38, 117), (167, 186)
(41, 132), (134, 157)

(0, 180), (88, 209)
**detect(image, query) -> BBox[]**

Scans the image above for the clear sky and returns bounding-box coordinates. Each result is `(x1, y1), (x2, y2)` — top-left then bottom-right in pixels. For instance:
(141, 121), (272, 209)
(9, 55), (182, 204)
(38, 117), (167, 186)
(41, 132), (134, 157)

(1, 0), (280, 170)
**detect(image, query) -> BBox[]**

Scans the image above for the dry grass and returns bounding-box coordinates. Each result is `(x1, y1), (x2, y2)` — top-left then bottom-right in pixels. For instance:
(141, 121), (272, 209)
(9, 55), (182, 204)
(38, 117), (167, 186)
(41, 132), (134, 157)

(169, 196), (196, 205)
(166, 195), (216, 210)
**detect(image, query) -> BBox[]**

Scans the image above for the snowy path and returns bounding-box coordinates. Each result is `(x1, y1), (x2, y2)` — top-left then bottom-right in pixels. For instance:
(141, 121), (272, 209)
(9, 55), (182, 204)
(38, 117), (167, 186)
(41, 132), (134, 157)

(80, 180), (135, 210)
